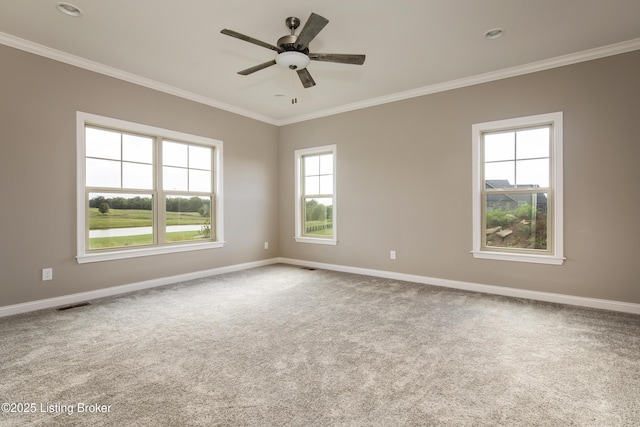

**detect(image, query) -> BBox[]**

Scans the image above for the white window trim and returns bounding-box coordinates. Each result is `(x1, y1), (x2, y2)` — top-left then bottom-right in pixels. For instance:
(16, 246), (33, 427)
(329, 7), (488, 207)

(294, 145), (337, 245)
(76, 112), (224, 263)
(471, 112), (564, 265)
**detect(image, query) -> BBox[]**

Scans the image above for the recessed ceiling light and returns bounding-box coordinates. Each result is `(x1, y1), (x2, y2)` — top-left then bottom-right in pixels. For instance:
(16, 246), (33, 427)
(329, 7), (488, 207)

(484, 28), (504, 40)
(56, 2), (83, 17)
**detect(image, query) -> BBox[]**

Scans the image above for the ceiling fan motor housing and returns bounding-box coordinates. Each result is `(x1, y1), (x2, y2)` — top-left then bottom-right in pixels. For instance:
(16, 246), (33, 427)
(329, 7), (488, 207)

(277, 34), (299, 51)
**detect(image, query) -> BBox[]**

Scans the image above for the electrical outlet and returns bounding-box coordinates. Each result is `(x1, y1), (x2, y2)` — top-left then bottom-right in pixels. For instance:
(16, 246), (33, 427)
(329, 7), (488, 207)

(42, 268), (53, 281)
(390, 250), (397, 260)
(264, 241), (269, 250)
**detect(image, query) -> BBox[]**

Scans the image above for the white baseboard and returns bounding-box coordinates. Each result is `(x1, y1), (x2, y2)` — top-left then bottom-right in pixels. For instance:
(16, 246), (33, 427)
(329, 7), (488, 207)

(278, 258), (640, 315)
(3, 257), (639, 318)
(0, 258), (280, 318)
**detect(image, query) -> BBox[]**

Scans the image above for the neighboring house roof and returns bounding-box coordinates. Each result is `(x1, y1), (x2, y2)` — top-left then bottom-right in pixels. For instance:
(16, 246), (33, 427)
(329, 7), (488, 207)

(485, 180), (548, 205)
(486, 180), (512, 190)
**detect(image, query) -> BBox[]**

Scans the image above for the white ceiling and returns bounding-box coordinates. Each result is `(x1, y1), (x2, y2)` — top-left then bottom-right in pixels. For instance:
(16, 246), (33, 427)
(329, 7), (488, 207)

(1, 0), (639, 125)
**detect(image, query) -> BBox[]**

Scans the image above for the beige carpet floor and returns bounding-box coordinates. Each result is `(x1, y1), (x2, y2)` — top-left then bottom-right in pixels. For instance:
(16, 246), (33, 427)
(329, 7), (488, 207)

(1, 264), (639, 426)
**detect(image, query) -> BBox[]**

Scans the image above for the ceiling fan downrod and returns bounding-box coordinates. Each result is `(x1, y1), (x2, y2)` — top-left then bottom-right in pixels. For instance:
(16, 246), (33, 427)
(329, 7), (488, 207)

(285, 17), (300, 34)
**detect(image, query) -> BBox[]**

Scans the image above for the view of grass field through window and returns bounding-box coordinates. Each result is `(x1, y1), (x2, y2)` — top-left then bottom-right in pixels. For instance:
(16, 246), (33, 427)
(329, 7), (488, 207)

(303, 152), (334, 237)
(304, 198), (333, 236)
(88, 194), (211, 249)
(84, 123), (216, 252)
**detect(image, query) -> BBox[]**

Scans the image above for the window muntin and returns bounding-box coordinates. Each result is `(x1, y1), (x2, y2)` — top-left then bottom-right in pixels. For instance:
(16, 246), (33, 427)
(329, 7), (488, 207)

(85, 127), (154, 190)
(484, 127), (550, 189)
(295, 145), (337, 245)
(77, 112), (223, 263)
(483, 126), (551, 252)
(472, 112), (563, 265)
(162, 141), (212, 193)
(85, 130), (214, 250)
(303, 153), (334, 237)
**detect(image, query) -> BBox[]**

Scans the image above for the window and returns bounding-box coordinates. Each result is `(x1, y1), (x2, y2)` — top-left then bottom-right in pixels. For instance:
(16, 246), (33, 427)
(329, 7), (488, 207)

(294, 145), (337, 245)
(77, 112), (223, 263)
(472, 112), (563, 265)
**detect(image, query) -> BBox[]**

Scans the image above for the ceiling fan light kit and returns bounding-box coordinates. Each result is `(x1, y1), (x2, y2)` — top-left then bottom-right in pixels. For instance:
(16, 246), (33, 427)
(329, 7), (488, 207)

(221, 12), (365, 88)
(276, 51), (310, 70)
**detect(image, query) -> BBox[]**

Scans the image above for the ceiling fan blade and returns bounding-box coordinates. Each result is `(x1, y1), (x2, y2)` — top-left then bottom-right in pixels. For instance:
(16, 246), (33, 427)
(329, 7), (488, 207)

(296, 68), (316, 88)
(295, 13), (329, 50)
(221, 29), (281, 52)
(309, 53), (366, 65)
(238, 60), (277, 75)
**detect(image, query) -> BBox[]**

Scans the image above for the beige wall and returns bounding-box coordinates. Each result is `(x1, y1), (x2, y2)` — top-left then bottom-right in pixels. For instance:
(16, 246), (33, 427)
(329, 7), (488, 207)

(2, 44), (639, 309)
(278, 50), (640, 304)
(0, 45), (279, 306)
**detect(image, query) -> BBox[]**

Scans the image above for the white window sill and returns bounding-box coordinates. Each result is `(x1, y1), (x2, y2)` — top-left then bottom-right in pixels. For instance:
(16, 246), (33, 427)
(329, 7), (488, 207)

(471, 250), (565, 265)
(295, 237), (338, 245)
(77, 241), (225, 264)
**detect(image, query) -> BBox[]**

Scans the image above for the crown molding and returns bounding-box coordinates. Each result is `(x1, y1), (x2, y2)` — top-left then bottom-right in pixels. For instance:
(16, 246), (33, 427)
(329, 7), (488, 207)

(2, 31), (639, 127)
(0, 32), (279, 126)
(276, 38), (640, 126)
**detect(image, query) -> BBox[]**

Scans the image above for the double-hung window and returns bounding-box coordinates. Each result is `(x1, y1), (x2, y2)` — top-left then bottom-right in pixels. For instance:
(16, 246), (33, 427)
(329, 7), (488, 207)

(472, 112), (563, 265)
(294, 145), (337, 245)
(77, 112), (223, 263)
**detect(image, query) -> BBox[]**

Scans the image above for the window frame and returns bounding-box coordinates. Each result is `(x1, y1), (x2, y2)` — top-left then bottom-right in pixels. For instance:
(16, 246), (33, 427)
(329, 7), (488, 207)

(294, 145), (337, 245)
(471, 112), (564, 265)
(76, 112), (224, 264)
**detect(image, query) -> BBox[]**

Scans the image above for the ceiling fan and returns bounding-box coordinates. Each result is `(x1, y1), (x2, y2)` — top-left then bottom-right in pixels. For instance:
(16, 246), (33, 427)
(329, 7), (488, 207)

(221, 12), (366, 88)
